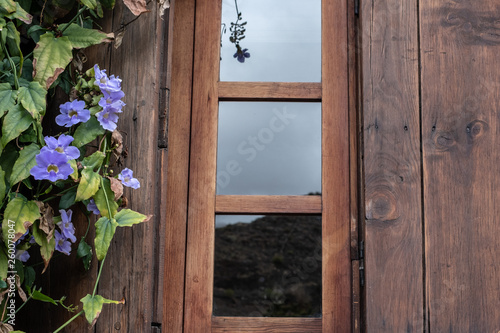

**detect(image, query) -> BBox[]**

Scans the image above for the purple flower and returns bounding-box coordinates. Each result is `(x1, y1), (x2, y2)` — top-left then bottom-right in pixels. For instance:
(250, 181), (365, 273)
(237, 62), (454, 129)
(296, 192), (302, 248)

(57, 209), (76, 243)
(94, 64), (108, 86)
(93, 65), (122, 94)
(55, 230), (72, 256)
(98, 92), (125, 112)
(44, 134), (80, 160)
(233, 47), (250, 63)
(96, 105), (122, 131)
(118, 168), (140, 189)
(99, 75), (122, 94)
(30, 149), (73, 182)
(16, 250), (30, 262)
(87, 198), (100, 215)
(56, 100), (90, 127)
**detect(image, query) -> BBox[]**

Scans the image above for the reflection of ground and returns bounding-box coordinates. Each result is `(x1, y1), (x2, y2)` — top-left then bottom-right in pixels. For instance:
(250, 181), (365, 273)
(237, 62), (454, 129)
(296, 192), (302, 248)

(213, 215), (322, 317)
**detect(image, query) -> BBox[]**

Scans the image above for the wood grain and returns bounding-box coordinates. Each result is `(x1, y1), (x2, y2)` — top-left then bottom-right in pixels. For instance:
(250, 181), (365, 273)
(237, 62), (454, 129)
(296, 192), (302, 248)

(183, 0), (221, 331)
(218, 82), (322, 101)
(162, 0), (196, 331)
(94, 0), (163, 331)
(212, 317), (321, 332)
(361, 0), (424, 330)
(215, 195), (322, 214)
(321, 0), (351, 331)
(421, 1), (500, 331)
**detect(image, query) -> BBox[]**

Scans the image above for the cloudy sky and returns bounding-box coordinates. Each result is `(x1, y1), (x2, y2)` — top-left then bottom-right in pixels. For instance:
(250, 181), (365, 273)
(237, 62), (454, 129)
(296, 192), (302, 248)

(216, 0), (322, 227)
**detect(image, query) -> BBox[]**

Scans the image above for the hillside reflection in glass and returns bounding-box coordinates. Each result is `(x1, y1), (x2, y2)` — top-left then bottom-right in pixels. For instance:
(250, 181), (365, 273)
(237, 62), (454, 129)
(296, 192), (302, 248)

(213, 215), (322, 317)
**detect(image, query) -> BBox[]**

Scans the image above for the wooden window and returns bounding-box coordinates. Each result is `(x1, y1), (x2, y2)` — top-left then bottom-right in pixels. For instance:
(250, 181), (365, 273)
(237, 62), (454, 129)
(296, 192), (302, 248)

(164, 0), (351, 331)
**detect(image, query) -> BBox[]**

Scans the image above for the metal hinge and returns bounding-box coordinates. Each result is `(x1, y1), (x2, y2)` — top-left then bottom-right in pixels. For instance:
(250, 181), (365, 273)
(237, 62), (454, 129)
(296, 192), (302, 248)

(359, 240), (365, 287)
(354, 0), (359, 16)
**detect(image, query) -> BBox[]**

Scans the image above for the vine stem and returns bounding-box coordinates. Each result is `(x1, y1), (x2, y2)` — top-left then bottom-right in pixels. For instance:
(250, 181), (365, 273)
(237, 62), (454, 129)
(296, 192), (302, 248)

(52, 310), (84, 333)
(59, 6), (88, 34)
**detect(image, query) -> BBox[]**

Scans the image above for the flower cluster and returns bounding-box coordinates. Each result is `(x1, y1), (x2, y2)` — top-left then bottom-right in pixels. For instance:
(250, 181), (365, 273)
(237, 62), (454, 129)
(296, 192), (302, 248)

(94, 64), (125, 131)
(55, 210), (77, 255)
(30, 134), (79, 181)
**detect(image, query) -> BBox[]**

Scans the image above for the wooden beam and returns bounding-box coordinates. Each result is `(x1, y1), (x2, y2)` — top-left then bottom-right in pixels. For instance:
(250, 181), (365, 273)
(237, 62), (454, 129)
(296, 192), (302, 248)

(361, 0), (424, 330)
(421, 1), (500, 331)
(219, 82), (322, 101)
(215, 195), (322, 214)
(183, 0), (221, 331)
(162, 0), (196, 331)
(212, 317), (321, 332)
(321, 0), (351, 331)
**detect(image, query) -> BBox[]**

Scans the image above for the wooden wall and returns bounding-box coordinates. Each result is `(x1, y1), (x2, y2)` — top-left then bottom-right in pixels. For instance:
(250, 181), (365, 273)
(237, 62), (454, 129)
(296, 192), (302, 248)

(19, 0), (169, 332)
(362, 0), (500, 331)
(18, 0), (500, 331)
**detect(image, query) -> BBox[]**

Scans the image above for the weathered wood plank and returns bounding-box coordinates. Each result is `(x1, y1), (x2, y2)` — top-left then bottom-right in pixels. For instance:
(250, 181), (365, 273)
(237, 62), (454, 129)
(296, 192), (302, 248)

(420, 1), (500, 331)
(162, 0), (195, 331)
(212, 317), (321, 332)
(183, 0), (221, 331)
(218, 82), (322, 101)
(361, 0), (424, 330)
(94, 1), (163, 331)
(321, 0), (351, 331)
(215, 195), (322, 214)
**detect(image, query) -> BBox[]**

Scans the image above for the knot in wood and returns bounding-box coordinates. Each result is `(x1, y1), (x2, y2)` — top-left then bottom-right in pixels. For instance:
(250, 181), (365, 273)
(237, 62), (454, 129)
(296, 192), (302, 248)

(366, 190), (399, 222)
(433, 131), (456, 151)
(466, 119), (488, 142)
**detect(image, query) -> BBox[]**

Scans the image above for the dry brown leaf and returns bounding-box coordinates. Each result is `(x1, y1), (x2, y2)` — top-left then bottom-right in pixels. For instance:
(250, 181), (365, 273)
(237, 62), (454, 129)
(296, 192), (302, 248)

(123, 0), (149, 16)
(108, 176), (123, 201)
(111, 130), (123, 155)
(114, 30), (125, 49)
(45, 67), (66, 90)
(15, 275), (27, 302)
(35, 201), (55, 241)
(0, 322), (13, 333)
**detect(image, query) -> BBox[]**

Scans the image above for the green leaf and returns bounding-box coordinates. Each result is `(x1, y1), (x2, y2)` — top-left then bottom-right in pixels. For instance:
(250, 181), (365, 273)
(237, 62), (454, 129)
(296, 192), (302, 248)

(68, 159), (78, 180)
(98, 0), (115, 9)
(4, 2), (33, 24)
(81, 151), (105, 170)
(0, 0), (17, 13)
(0, 166), (5, 203)
(0, 246), (7, 281)
(75, 169), (101, 202)
(2, 197), (40, 244)
(94, 216), (118, 260)
(0, 83), (18, 115)
(17, 81), (47, 118)
(0, 104), (32, 150)
(32, 220), (55, 273)
(115, 209), (150, 227)
(81, 294), (123, 326)
(79, 0), (97, 9)
(60, 23), (113, 49)
(6, 21), (22, 71)
(93, 178), (118, 218)
(59, 187), (77, 210)
(24, 266), (35, 289)
(33, 33), (72, 90)
(77, 239), (92, 271)
(30, 289), (58, 305)
(72, 116), (105, 148)
(0, 143), (18, 184)
(9, 143), (39, 185)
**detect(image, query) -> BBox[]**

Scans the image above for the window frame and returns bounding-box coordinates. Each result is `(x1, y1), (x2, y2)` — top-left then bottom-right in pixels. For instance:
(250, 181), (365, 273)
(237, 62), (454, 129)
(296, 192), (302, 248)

(163, 0), (352, 331)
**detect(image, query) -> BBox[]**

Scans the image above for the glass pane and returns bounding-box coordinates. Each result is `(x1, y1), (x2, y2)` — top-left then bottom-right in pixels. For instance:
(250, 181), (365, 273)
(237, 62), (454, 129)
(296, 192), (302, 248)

(220, 0), (321, 82)
(213, 215), (322, 317)
(216, 102), (321, 195)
